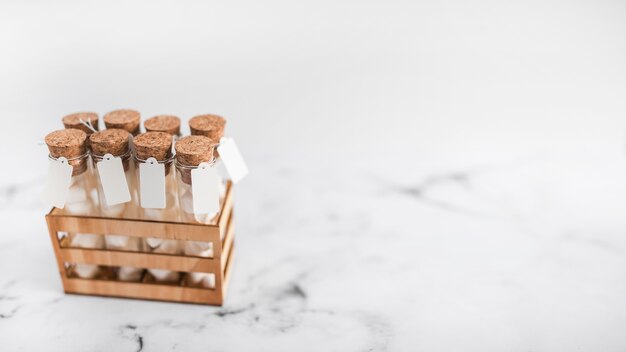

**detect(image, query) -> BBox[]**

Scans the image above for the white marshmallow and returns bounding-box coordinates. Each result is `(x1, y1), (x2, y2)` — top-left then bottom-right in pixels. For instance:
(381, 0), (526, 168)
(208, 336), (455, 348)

(117, 267), (144, 282)
(64, 195), (93, 215)
(105, 235), (142, 251)
(68, 234), (104, 279)
(73, 264), (100, 279)
(145, 235), (181, 283)
(101, 203), (126, 217)
(145, 237), (163, 249)
(69, 233), (103, 249)
(183, 240), (213, 258)
(66, 184), (89, 203)
(180, 192), (218, 223)
(149, 269), (180, 283)
(187, 273), (215, 289)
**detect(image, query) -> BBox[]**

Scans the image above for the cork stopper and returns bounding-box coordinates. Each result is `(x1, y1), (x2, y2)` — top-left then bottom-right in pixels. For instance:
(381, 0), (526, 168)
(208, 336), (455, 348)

(62, 112), (99, 135)
(134, 132), (172, 161)
(103, 109), (141, 135)
(144, 115), (181, 136)
(188, 114), (226, 142)
(175, 136), (216, 184)
(45, 129), (87, 158)
(175, 135), (215, 166)
(90, 129), (131, 171)
(44, 129), (88, 176)
(90, 129), (131, 157)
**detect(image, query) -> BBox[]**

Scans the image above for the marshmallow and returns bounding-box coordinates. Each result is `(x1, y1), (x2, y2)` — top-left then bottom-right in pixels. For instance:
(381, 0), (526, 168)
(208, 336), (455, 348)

(187, 273), (215, 289)
(69, 233), (104, 279)
(149, 269), (180, 283)
(105, 235), (142, 251)
(183, 240), (214, 258)
(74, 264), (101, 279)
(117, 266), (144, 282)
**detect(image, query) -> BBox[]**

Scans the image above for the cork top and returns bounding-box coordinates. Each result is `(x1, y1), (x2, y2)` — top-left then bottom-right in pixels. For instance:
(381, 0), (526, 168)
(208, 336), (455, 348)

(45, 129), (88, 158)
(103, 109), (140, 135)
(175, 135), (215, 166)
(133, 132), (173, 161)
(62, 112), (99, 134)
(89, 129), (131, 157)
(188, 114), (226, 142)
(144, 115), (181, 136)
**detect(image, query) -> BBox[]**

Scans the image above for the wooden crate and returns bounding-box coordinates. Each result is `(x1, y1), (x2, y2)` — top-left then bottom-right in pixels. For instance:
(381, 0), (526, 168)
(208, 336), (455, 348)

(45, 183), (235, 305)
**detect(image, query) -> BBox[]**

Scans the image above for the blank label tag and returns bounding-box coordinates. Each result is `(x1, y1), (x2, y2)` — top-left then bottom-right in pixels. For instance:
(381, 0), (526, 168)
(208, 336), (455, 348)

(217, 137), (249, 184)
(139, 157), (165, 209)
(191, 162), (220, 214)
(96, 153), (131, 206)
(45, 157), (73, 208)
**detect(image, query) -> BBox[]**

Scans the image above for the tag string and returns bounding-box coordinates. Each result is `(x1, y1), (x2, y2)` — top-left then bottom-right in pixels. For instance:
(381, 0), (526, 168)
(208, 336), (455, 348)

(79, 118), (98, 133)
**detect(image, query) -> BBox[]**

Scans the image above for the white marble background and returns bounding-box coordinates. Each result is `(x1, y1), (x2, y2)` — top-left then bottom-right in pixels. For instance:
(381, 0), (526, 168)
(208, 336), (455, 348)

(1, 0), (626, 351)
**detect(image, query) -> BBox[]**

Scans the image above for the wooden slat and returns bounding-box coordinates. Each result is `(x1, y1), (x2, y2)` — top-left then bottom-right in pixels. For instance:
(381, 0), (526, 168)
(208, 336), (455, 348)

(47, 181), (233, 242)
(64, 279), (223, 305)
(59, 232), (236, 305)
(210, 201), (230, 259)
(47, 216), (220, 242)
(218, 185), (234, 237)
(221, 216), (235, 272)
(221, 245), (235, 299)
(60, 248), (221, 273)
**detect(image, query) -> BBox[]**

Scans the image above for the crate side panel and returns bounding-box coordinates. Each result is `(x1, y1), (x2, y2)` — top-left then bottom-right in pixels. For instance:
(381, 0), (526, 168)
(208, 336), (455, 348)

(47, 216), (221, 242)
(221, 245), (235, 300)
(218, 184), (234, 232)
(64, 279), (223, 305)
(221, 217), (235, 270)
(60, 248), (221, 273)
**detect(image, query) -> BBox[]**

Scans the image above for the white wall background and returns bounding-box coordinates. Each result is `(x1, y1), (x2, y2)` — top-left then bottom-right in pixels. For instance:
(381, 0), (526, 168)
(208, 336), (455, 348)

(1, 0), (625, 184)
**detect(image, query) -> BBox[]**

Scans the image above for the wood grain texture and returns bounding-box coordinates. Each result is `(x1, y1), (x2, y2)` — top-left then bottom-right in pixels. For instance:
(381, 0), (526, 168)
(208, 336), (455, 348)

(64, 278), (223, 305)
(60, 248), (222, 273)
(47, 182), (233, 242)
(221, 245), (235, 301)
(45, 182), (236, 306)
(221, 214), (235, 273)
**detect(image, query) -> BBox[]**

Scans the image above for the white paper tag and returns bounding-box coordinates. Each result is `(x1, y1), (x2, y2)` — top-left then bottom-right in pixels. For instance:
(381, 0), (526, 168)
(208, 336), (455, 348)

(191, 162), (220, 214)
(217, 137), (249, 184)
(139, 157), (165, 209)
(96, 153), (131, 206)
(45, 157), (73, 208)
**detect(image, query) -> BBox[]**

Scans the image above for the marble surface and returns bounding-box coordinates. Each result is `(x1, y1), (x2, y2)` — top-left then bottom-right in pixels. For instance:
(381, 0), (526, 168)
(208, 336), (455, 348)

(2, 1), (626, 350)
(2, 150), (626, 351)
